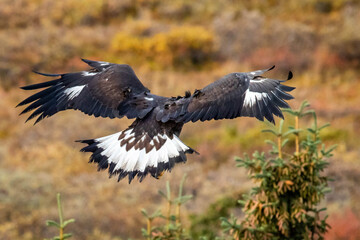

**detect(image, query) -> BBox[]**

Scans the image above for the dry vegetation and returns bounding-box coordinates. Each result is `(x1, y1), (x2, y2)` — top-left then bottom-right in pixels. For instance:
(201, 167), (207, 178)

(1, 0), (360, 239)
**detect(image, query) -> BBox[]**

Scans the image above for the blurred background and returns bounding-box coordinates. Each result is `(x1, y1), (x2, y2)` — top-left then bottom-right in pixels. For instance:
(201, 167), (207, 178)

(1, 0), (360, 239)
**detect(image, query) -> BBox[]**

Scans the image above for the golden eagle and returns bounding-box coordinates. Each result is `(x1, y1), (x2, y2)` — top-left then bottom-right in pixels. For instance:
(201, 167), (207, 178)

(17, 59), (294, 183)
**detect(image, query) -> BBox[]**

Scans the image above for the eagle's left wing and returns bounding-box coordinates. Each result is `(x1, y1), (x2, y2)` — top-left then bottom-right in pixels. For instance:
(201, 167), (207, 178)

(156, 66), (294, 124)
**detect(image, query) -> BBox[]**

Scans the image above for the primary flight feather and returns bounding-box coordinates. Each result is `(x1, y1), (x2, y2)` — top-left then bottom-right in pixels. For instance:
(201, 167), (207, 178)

(17, 59), (295, 183)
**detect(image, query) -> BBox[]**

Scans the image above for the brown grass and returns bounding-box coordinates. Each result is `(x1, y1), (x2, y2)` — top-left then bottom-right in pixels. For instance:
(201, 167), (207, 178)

(1, 0), (360, 239)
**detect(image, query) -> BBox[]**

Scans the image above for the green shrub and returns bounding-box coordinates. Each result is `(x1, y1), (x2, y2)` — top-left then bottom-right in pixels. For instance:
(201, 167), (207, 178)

(221, 101), (334, 240)
(141, 174), (193, 240)
(189, 196), (239, 240)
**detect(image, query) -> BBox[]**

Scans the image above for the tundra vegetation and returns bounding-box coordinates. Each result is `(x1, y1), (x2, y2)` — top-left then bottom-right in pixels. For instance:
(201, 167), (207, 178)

(1, 0), (360, 239)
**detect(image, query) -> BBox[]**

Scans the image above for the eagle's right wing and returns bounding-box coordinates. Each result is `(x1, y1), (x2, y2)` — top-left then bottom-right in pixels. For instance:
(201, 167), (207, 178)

(17, 59), (155, 124)
(156, 66), (295, 124)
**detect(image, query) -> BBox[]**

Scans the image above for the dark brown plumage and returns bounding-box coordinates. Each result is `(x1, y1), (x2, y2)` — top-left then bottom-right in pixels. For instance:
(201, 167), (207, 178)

(17, 59), (295, 183)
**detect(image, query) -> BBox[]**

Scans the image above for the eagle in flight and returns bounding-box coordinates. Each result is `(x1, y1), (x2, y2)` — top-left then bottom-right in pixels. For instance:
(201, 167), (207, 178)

(17, 59), (295, 183)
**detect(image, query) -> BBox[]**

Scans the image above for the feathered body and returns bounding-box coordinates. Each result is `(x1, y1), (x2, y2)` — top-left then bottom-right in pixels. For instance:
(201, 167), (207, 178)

(17, 59), (295, 183)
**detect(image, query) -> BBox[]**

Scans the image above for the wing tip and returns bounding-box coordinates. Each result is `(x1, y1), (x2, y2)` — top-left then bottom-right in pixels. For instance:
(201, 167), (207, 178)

(21, 71), (62, 90)
(16, 101), (24, 108)
(20, 85), (40, 90)
(75, 139), (96, 145)
(34, 116), (43, 125)
(20, 85), (34, 90)
(32, 70), (61, 77)
(81, 58), (112, 69)
(81, 58), (92, 64)
(287, 71), (293, 80)
(268, 65), (275, 71)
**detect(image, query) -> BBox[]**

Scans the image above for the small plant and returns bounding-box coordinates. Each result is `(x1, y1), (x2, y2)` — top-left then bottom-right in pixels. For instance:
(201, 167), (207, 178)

(189, 196), (239, 239)
(45, 193), (75, 240)
(221, 101), (335, 240)
(141, 174), (193, 240)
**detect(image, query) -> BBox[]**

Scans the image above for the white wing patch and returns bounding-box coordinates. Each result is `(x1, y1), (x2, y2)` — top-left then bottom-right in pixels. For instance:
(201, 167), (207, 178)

(64, 85), (86, 100)
(94, 130), (190, 173)
(82, 71), (98, 77)
(99, 61), (111, 66)
(243, 89), (269, 108)
(250, 78), (268, 84)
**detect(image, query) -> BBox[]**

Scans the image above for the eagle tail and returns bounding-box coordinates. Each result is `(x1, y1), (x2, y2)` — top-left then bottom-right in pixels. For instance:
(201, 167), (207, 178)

(76, 118), (196, 183)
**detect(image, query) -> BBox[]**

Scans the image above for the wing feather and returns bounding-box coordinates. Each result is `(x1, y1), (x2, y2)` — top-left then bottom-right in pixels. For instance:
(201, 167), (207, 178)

(156, 68), (295, 124)
(18, 59), (155, 124)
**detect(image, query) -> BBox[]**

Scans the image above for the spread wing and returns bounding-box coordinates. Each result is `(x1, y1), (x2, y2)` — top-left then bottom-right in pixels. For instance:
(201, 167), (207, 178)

(17, 59), (155, 124)
(156, 66), (295, 124)
(240, 71), (294, 123)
